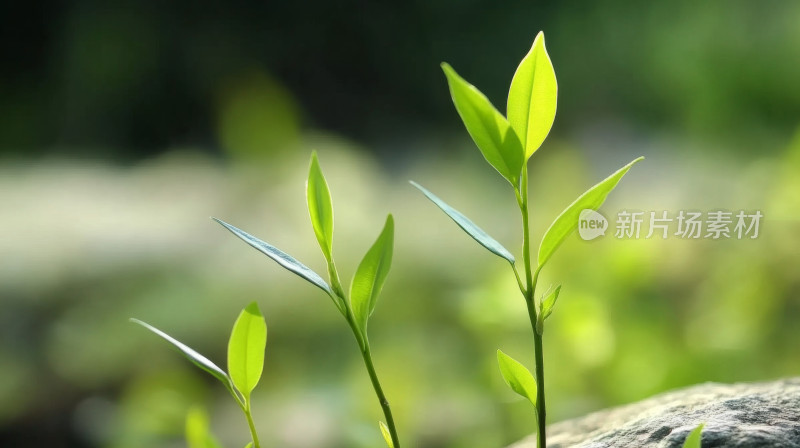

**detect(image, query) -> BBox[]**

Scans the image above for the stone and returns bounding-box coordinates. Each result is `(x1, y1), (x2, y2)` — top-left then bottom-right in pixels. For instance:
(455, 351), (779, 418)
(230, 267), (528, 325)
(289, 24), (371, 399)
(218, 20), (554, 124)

(509, 378), (800, 447)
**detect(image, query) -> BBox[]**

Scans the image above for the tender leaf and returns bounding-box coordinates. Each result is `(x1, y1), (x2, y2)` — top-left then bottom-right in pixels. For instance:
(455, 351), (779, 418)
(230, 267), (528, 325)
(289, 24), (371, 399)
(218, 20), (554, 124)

(243, 443), (253, 448)
(507, 31), (558, 158)
(350, 215), (394, 334)
(228, 302), (267, 399)
(213, 218), (334, 297)
(683, 423), (705, 448)
(540, 285), (562, 321)
(538, 157), (643, 267)
(186, 407), (223, 448)
(535, 285), (562, 334)
(496, 349), (537, 407)
(130, 319), (232, 390)
(307, 151), (334, 261)
(410, 181), (515, 263)
(379, 421), (394, 448)
(441, 63), (524, 186)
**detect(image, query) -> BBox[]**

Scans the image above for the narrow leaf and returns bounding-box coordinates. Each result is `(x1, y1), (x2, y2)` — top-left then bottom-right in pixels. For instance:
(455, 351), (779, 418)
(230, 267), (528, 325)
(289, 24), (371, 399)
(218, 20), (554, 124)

(497, 349), (537, 407)
(508, 31), (558, 158)
(307, 151), (334, 261)
(410, 181), (515, 263)
(244, 444), (253, 448)
(186, 407), (223, 448)
(213, 218), (333, 297)
(538, 157), (643, 267)
(379, 421), (394, 448)
(683, 423), (705, 448)
(130, 319), (232, 391)
(350, 215), (394, 334)
(228, 302), (267, 399)
(441, 63), (524, 186)
(540, 285), (562, 321)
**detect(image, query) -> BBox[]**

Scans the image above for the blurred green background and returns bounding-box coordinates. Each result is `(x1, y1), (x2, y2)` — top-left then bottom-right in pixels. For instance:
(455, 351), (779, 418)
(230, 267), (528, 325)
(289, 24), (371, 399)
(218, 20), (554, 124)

(2, 1), (799, 447)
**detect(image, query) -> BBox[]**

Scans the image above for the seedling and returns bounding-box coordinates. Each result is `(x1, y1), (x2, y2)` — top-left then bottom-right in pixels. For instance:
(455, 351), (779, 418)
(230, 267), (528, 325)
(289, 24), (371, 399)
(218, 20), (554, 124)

(131, 301), (267, 448)
(412, 31), (642, 447)
(214, 152), (400, 448)
(683, 423), (705, 448)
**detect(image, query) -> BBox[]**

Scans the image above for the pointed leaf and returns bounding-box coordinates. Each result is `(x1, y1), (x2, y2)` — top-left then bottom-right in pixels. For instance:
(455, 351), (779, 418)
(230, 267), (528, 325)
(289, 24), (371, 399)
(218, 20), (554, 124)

(508, 31), (558, 158)
(441, 63), (524, 186)
(130, 319), (233, 391)
(410, 181), (514, 263)
(379, 421), (394, 448)
(540, 285), (561, 321)
(186, 407), (223, 448)
(536, 284), (562, 334)
(683, 423), (705, 448)
(213, 218), (334, 297)
(307, 151), (334, 261)
(538, 157), (643, 267)
(350, 215), (394, 334)
(228, 302), (267, 399)
(497, 349), (537, 407)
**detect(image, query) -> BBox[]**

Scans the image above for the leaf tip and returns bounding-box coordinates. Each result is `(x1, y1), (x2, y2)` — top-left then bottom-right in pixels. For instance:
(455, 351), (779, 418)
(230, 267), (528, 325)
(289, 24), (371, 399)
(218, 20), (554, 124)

(244, 301), (262, 317)
(496, 348), (507, 361)
(440, 62), (456, 80)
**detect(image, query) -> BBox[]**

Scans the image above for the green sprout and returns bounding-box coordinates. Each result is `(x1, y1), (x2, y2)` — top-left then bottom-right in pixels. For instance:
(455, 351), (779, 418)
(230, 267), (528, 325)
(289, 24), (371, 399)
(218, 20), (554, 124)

(683, 423), (705, 448)
(214, 152), (400, 448)
(412, 31), (643, 447)
(131, 301), (267, 448)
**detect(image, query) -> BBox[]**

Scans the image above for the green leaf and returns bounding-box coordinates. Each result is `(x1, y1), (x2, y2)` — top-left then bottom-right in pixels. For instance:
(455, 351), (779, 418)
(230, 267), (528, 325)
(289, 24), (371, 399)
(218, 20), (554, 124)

(441, 62), (524, 187)
(243, 444), (253, 448)
(350, 215), (394, 335)
(213, 218), (335, 299)
(540, 285), (561, 321)
(507, 31), (558, 158)
(683, 423), (705, 448)
(410, 181), (515, 264)
(379, 421), (394, 448)
(186, 407), (223, 448)
(228, 302), (267, 399)
(307, 151), (334, 261)
(496, 349), (538, 407)
(130, 319), (235, 394)
(538, 157), (643, 268)
(536, 284), (562, 334)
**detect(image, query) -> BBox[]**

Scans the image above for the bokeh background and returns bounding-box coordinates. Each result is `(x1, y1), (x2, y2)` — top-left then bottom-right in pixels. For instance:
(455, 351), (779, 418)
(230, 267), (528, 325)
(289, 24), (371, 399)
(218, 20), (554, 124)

(2, 1), (800, 447)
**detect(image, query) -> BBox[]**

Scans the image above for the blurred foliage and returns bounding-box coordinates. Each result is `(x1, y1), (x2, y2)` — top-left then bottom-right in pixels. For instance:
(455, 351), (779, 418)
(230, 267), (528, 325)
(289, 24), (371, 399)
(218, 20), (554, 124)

(1, 1), (799, 448)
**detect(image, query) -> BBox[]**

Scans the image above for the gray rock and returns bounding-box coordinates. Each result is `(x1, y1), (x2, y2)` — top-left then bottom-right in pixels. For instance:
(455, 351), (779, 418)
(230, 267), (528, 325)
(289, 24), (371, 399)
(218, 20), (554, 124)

(510, 378), (800, 448)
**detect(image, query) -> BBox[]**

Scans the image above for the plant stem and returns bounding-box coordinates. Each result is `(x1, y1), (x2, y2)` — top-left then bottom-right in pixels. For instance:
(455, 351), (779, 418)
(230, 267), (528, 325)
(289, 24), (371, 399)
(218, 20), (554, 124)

(242, 399), (261, 448)
(360, 339), (401, 448)
(339, 297), (400, 448)
(519, 165), (547, 448)
(532, 322), (546, 448)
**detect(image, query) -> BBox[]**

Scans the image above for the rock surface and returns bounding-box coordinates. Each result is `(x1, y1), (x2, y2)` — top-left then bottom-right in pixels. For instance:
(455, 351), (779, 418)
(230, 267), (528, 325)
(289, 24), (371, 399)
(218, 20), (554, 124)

(510, 378), (800, 447)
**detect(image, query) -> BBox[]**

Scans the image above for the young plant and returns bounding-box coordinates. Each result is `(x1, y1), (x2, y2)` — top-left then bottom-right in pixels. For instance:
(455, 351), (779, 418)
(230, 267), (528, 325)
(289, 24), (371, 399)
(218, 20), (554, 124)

(213, 152), (400, 448)
(412, 31), (642, 447)
(683, 423), (705, 448)
(131, 301), (267, 448)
